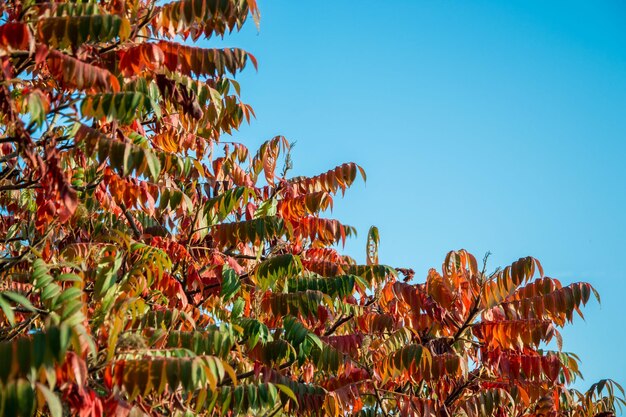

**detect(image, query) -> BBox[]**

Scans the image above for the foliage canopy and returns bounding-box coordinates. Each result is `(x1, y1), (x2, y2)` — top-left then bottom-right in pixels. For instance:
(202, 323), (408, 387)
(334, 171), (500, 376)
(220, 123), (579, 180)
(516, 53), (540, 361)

(0, 0), (622, 416)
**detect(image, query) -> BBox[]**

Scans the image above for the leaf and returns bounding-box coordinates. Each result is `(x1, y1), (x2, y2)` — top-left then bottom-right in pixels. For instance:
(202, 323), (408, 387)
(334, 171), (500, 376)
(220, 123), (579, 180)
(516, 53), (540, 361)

(154, 0), (258, 40)
(310, 343), (345, 373)
(81, 92), (155, 124)
(458, 389), (513, 417)
(253, 136), (288, 185)
(381, 344), (427, 381)
(110, 356), (230, 396)
(211, 216), (287, 248)
(158, 41), (256, 77)
(118, 43), (165, 76)
(287, 275), (357, 299)
(94, 250), (123, 299)
(47, 50), (120, 92)
(220, 267), (241, 301)
(254, 198), (278, 219)
(366, 226), (379, 266)
(481, 257), (542, 309)
(473, 319), (558, 350)
(207, 383), (280, 415)
(36, 383), (62, 417)
(502, 282), (598, 325)
(155, 73), (203, 119)
(249, 340), (296, 365)
(37, 15), (131, 48)
(16, 379), (36, 416)
(275, 383), (299, 407)
(285, 163), (366, 197)
(0, 22), (33, 51)
(26, 90), (49, 129)
(49, 2), (102, 17)
(255, 254), (303, 291)
(1, 291), (35, 312)
(166, 326), (235, 358)
(292, 216), (356, 246)
(145, 150), (162, 182)
(234, 318), (270, 350)
(277, 192), (333, 220)
(0, 295), (16, 326)
(262, 290), (326, 318)
(203, 187), (251, 223)
(76, 124), (163, 181)
(346, 264), (397, 286)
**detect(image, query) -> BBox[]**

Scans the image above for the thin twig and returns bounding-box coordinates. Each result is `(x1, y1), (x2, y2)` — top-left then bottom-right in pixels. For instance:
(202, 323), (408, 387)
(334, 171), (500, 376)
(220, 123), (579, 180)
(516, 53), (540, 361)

(219, 360), (293, 387)
(120, 203), (142, 239)
(324, 297), (376, 337)
(324, 314), (353, 337)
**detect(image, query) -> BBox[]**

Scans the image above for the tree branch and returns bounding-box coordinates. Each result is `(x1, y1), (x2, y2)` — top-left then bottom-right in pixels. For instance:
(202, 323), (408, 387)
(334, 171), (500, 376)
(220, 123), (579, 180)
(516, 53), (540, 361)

(324, 314), (353, 337)
(324, 297), (376, 337)
(120, 203), (142, 239)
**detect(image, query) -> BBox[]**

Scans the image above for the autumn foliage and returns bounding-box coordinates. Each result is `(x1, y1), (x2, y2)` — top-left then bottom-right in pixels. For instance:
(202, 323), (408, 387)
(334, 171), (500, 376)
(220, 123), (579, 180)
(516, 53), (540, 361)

(0, 1), (622, 416)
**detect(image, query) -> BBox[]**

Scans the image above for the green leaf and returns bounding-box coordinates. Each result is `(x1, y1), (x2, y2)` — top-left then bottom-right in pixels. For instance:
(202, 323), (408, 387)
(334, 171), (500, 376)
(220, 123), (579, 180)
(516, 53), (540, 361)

(287, 275), (357, 298)
(145, 149), (161, 181)
(38, 15), (131, 48)
(231, 297), (244, 319)
(235, 318), (270, 350)
(275, 383), (298, 406)
(57, 273), (82, 282)
(81, 92), (150, 124)
(122, 142), (132, 176)
(16, 379), (35, 416)
(94, 252), (123, 299)
(40, 283), (62, 303)
(220, 267), (241, 301)
(2, 291), (35, 312)
(366, 225), (380, 265)
(0, 295), (15, 326)
(56, 287), (82, 304)
(110, 142), (124, 171)
(255, 254), (303, 292)
(36, 383), (62, 417)
(254, 199), (277, 219)
(27, 92), (48, 129)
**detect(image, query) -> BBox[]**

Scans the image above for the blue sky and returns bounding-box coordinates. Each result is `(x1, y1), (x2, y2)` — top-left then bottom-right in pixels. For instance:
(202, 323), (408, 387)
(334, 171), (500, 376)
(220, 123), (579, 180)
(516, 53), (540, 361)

(212, 1), (626, 391)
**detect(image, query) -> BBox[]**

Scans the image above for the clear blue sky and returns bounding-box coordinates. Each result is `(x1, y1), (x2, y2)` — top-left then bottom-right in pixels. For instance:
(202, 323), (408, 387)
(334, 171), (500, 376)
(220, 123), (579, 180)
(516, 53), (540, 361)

(211, 1), (626, 391)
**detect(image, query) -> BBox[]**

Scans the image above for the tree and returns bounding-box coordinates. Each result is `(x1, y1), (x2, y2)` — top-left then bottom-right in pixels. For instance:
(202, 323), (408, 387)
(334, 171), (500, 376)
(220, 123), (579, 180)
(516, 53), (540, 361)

(0, 1), (622, 416)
